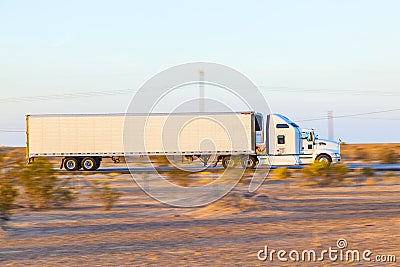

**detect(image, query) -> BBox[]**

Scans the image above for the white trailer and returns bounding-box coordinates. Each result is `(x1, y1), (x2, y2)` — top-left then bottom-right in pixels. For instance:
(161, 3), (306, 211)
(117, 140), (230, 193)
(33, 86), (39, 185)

(26, 112), (341, 171)
(26, 112), (255, 171)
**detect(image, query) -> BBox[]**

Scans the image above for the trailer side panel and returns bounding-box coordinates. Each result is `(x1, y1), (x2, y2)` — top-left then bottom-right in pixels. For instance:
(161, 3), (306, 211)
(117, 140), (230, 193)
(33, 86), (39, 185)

(27, 113), (254, 157)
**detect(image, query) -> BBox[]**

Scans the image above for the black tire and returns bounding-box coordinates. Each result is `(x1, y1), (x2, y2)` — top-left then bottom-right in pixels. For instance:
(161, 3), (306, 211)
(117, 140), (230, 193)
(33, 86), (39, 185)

(93, 157), (101, 170)
(222, 156), (236, 169)
(64, 157), (79, 171)
(315, 154), (332, 166)
(241, 156), (257, 169)
(81, 157), (97, 171)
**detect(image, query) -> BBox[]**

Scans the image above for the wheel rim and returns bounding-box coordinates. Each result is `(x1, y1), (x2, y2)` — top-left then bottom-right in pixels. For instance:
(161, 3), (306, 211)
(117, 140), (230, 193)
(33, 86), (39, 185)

(319, 157), (329, 163)
(226, 159), (234, 167)
(84, 160), (93, 169)
(66, 160), (76, 169)
(244, 158), (253, 167)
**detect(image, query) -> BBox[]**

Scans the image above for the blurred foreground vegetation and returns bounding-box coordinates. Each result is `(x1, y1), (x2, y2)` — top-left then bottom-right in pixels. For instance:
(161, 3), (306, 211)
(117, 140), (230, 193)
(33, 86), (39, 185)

(0, 149), (121, 222)
(341, 143), (400, 163)
(270, 162), (399, 187)
(0, 144), (399, 221)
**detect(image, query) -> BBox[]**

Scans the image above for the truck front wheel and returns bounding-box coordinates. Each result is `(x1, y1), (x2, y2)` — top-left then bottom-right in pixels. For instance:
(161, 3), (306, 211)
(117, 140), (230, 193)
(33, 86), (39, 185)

(241, 156), (257, 169)
(64, 157), (80, 171)
(315, 154), (332, 165)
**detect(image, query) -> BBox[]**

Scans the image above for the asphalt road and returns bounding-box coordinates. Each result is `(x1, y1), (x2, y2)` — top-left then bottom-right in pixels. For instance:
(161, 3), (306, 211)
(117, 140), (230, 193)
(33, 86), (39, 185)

(58, 163), (400, 175)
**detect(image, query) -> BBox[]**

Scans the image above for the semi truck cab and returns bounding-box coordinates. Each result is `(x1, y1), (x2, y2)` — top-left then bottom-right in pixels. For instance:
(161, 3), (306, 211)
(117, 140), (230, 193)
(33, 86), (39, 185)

(256, 114), (341, 166)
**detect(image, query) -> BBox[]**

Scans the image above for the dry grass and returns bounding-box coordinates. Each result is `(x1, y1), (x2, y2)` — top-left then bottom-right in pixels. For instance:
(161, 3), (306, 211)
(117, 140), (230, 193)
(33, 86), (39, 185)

(341, 143), (400, 163)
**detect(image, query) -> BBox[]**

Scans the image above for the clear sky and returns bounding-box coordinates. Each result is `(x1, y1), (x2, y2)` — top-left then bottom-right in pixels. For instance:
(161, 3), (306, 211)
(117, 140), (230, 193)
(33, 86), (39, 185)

(0, 0), (399, 146)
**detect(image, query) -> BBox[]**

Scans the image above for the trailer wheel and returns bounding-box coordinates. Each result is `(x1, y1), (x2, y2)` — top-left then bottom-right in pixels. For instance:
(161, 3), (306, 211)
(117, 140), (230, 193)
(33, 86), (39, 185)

(93, 157), (101, 170)
(222, 156), (236, 169)
(82, 157), (97, 171)
(315, 154), (332, 166)
(64, 157), (79, 171)
(241, 156), (257, 169)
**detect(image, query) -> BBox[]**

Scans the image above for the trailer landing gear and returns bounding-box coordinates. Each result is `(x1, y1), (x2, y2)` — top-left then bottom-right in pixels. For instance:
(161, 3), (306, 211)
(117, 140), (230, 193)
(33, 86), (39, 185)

(112, 156), (120, 163)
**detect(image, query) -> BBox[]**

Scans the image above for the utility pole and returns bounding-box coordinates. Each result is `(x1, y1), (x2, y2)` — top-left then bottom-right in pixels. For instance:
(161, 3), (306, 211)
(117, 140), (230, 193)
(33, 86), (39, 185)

(328, 110), (334, 140)
(199, 69), (204, 112)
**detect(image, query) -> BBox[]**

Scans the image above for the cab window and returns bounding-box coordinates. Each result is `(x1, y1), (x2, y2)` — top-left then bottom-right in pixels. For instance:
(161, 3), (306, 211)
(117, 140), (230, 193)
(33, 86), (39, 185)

(276, 124), (289, 128)
(301, 132), (313, 141)
(277, 135), (285, 144)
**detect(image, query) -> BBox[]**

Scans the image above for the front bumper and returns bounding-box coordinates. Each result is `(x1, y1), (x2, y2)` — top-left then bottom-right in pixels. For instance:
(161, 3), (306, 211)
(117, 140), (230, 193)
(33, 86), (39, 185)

(331, 155), (341, 163)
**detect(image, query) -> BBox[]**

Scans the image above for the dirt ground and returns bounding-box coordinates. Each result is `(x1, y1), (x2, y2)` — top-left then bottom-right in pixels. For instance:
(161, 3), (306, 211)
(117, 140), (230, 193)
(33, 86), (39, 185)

(0, 170), (399, 266)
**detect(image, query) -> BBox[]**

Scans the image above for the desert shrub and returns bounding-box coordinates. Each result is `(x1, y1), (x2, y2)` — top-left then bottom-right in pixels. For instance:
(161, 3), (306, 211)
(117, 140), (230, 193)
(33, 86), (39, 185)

(361, 167), (375, 177)
(0, 178), (18, 220)
(384, 171), (396, 178)
(19, 159), (75, 209)
(165, 168), (193, 187)
(0, 152), (19, 220)
(302, 162), (330, 177)
(329, 163), (350, 183)
(90, 179), (121, 210)
(272, 167), (290, 179)
(365, 178), (375, 186)
(354, 148), (370, 161)
(379, 149), (399, 164)
(301, 162), (349, 186)
(384, 171), (400, 184)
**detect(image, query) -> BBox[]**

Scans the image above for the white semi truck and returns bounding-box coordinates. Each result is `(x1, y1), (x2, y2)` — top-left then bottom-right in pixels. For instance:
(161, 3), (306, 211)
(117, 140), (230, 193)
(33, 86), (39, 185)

(26, 112), (341, 171)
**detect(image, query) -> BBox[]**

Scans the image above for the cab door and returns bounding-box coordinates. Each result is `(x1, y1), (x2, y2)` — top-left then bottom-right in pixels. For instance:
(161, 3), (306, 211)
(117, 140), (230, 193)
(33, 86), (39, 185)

(301, 131), (314, 155)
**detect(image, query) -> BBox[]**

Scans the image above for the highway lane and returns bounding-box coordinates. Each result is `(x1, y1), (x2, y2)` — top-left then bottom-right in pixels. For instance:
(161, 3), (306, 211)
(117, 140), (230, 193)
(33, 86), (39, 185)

(57, 164), (400, 175)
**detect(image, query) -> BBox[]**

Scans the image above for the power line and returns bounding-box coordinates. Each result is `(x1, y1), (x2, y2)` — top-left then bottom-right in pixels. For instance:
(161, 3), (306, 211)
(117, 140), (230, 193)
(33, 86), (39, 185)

(0, 129), (25, 133)
(344, 117), (400, 121)
(296, 108), (400, 122)
(0, 86), (398, 104)
(0, 88), (137, 104)
(258, 86), (400, 96)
